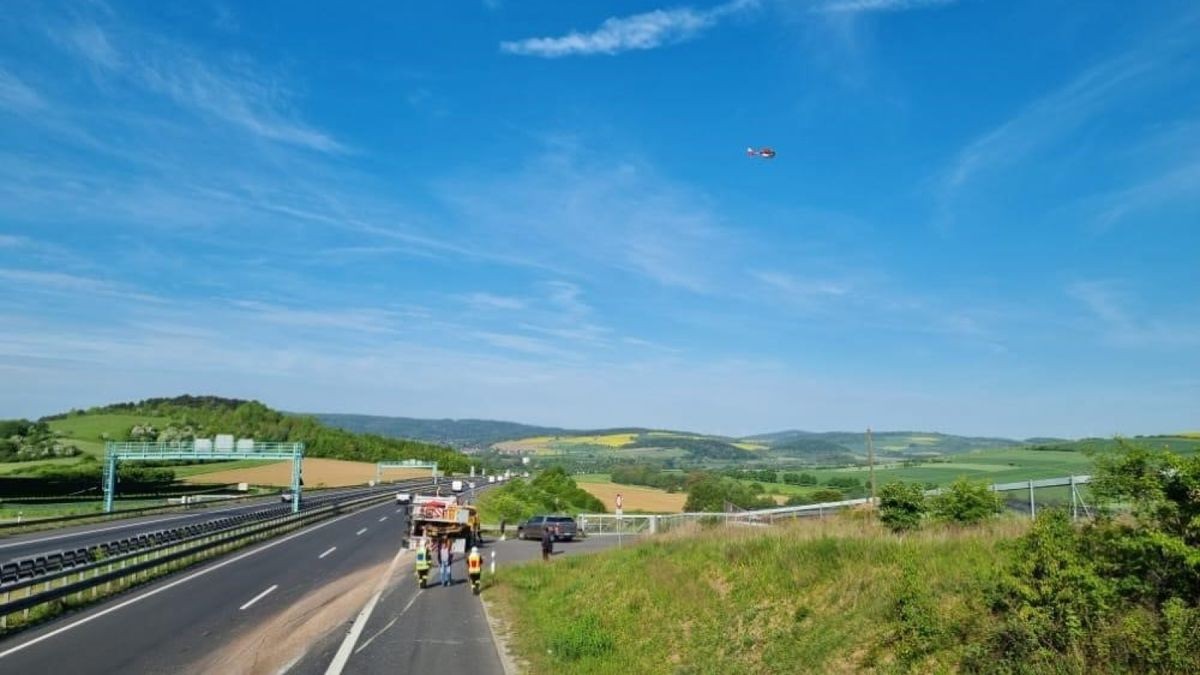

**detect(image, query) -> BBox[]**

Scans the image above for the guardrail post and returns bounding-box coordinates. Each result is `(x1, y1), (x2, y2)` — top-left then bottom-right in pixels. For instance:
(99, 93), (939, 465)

(1028, 480), (1036, 520)
(1070, 475), (1077, 520)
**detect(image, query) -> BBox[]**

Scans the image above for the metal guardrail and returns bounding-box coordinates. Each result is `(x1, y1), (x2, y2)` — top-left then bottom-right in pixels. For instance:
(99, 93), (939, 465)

(578, 475), (1096, 535)
(0, 484), (351, 531)
(0, 480), (435, 631)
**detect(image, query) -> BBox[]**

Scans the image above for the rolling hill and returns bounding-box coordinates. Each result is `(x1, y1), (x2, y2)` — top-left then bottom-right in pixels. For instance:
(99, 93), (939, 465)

(310, 413), (1065, 464)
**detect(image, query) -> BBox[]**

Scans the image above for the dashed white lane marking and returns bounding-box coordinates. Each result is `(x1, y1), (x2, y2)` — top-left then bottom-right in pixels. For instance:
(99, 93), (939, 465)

(239, 584), (278, 611)
(0, 500), (392, 661)
(324, 545), (408, 675)
(319, 546), (337, 559)
(378, 516), (388, 522)
(356, 528), (367, 536)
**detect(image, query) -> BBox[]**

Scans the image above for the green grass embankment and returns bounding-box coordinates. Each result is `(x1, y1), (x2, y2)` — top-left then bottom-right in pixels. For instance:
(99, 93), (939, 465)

(491, 516), (1027, 673)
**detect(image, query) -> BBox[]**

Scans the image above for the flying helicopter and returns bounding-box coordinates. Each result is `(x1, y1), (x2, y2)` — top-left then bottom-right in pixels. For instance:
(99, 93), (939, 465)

(746, 146), (776, 159)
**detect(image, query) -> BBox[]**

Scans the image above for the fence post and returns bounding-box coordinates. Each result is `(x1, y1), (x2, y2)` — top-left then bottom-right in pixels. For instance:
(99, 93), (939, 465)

(1028, 480), (1036, 520)
(1070, 476), (1077, 520)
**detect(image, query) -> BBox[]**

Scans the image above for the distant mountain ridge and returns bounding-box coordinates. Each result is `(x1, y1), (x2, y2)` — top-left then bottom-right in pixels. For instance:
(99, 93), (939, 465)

(312, 413), (1040, 456)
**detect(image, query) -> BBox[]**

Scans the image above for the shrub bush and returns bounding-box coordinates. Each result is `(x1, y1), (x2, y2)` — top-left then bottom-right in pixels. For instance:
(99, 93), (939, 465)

(878, 482), (927, 532)
(929, 478), (1001, 525)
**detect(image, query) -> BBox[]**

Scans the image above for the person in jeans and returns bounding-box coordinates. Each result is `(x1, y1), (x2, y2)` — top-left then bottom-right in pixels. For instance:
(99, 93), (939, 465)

(540, 525), (554, 562)
(439, 539), (453, 586)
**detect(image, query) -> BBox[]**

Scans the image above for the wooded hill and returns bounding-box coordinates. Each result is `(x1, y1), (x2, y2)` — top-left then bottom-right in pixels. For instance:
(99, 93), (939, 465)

(49, 396), (472, 473)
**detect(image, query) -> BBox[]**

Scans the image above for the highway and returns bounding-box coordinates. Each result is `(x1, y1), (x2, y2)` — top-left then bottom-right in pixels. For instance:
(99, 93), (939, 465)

(0, 496), (413, 672)
(292, 535), (622, 675)
(0, 482), (428, 564)
(0, 483), (621, 675)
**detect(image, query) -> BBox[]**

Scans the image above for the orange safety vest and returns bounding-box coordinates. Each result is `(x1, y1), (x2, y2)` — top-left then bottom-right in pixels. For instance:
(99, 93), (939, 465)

(467, 552), (482, 574)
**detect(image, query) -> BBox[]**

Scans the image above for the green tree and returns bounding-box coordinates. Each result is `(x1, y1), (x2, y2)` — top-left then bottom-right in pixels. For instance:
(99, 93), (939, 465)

(929, 478), (1001, 525)
(878, 481), (927, 532)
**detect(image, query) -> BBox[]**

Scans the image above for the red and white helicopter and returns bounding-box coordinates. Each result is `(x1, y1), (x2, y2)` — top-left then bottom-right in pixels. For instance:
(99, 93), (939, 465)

(746, 146), (776, 159)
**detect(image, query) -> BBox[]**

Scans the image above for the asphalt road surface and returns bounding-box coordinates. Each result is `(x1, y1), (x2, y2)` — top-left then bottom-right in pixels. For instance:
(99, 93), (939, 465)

(0, 485), (620, 675)
(0, 483), (425, 564)
(291, 534), (624, 675)
(0, 497), (414, 673)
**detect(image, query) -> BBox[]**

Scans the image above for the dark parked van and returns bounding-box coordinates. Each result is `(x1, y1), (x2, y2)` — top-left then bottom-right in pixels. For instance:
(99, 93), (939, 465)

(517, 515), (578, 542)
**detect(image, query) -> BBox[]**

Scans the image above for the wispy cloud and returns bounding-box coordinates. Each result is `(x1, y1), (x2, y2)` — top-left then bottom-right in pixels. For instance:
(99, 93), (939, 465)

(228, 300), (404, 335)
(943, 54), (1158, 196)
(52, 15), (344, 153)
(461, 292), (527, 311)
(0, 67), (45, 113)
(440, 147), (740, 294)
(752, 270), (853, 304)
(0, 268), (163, 303)
(1091, 158), (1200, 230)
(1067, 280), (1200, 348)
(501, 0), (758, 58)
(818, 0), (956, 14)
(62, 22), (123, 70)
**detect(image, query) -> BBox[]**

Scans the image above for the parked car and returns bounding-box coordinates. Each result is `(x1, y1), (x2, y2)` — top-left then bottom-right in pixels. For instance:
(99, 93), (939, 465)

(517, 515), (578, 542)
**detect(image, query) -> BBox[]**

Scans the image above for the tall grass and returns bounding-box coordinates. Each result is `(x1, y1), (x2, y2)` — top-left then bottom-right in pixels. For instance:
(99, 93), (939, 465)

(491, 515), (1027, 673)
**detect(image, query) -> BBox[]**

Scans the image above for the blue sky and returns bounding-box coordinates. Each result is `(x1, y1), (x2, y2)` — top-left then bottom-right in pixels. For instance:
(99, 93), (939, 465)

(1, 0), (1197, 438)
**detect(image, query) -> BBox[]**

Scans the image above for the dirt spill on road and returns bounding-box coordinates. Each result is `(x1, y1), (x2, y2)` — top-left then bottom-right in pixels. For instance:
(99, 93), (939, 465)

(186, 559), (397, 675)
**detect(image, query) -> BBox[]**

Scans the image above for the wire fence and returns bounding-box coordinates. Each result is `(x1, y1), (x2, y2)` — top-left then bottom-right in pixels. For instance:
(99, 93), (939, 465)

(577, 475), (1095, 537)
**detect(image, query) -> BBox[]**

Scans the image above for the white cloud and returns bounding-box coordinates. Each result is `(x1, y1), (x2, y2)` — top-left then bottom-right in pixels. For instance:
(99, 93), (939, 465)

(945, 56), (1153, 193)
(52, 17), (343, 153)
(137, 55), (345, 153)
(753, 270), (853, 302)
(0, 67), (45, 113)
(501, 0), (758, 58)
(1067, 280), (1200, 348)
(819, 0), (956, 14)
(62, 23), (124, 71)
(462, 292), (527, 311)
(0, 268), (163, 303)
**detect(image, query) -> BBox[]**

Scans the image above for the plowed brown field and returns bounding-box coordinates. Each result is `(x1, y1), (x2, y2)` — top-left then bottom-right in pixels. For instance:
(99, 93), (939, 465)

(181, 458), (428, 488)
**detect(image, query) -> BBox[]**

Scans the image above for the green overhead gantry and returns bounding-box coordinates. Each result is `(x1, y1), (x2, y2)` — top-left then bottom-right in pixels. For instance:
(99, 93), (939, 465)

(375, 460), (439, 486)
(103, 438), (305, 513)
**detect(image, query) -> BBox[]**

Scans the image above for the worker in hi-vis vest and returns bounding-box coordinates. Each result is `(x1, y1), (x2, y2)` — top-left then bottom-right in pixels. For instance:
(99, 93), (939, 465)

(467, 546), (483, 586)
(415, 539), (432, 587)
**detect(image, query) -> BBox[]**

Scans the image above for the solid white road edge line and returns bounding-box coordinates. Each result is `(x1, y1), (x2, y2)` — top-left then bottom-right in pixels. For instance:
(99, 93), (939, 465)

(0, 499), (392, 661)
(319, 546), (337, 559)
(356, 528), (367, 536)
(239, 584), (278, 611)
(323, 543), (409, 675)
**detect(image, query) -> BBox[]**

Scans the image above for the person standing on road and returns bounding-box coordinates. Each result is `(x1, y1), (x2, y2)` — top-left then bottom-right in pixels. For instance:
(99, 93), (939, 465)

(467, 546), (483, 589)
(439, 538), (453, 586)
(415, 538), (432, 581)
(540, 525), (554, 562)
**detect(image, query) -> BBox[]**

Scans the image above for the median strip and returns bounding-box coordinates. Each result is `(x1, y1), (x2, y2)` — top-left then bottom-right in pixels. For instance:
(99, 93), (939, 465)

(239, 584), (278, 611)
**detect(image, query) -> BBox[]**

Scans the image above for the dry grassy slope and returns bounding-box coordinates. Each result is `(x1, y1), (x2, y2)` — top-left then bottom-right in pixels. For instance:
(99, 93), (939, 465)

(492, 517), (1028, 674)
(181, 458), (429, 488)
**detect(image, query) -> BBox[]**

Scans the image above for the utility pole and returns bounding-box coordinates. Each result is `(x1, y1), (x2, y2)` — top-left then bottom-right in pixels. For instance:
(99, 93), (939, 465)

(867, 428), (877, 507)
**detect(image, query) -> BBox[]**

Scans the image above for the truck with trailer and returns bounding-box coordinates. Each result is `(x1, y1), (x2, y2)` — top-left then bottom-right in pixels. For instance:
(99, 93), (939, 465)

(407, 494), (480, 552)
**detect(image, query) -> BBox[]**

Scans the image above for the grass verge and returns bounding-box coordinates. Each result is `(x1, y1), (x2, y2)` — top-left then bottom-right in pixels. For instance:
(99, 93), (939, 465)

(490, 515), (1029, 673)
